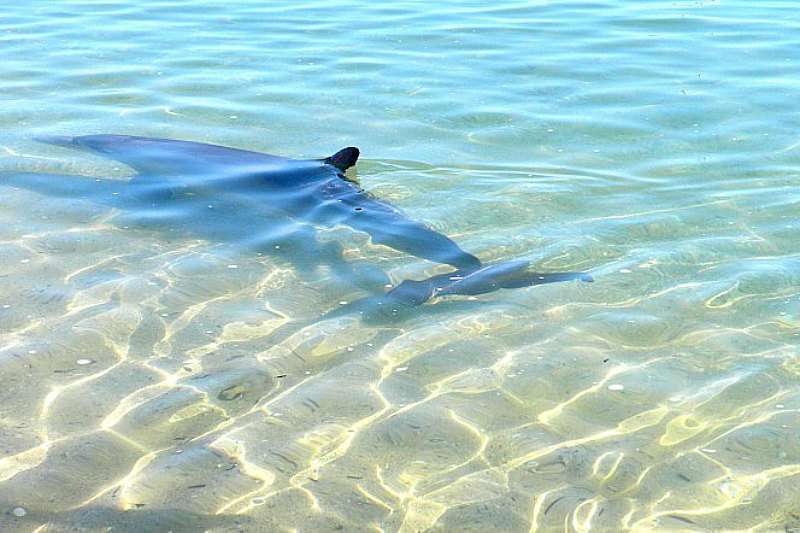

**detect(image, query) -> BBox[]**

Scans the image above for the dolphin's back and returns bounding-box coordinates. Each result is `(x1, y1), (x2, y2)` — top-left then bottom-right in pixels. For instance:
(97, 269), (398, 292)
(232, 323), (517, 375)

(37, 134), (482, 270)
(39, 134), (290, 176)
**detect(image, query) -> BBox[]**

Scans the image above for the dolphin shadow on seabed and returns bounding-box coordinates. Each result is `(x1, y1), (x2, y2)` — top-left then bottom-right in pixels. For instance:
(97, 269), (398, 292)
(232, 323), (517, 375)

(1, 134), (593, 321)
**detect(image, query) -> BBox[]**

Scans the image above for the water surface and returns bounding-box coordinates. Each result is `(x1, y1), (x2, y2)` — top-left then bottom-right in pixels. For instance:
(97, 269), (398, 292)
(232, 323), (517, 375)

(1, 1), (800, 531)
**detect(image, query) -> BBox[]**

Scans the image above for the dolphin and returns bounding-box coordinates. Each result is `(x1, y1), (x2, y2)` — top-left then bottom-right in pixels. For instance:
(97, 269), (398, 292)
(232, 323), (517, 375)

(4, 134), (591, 308)
(38, 134), (481, 270)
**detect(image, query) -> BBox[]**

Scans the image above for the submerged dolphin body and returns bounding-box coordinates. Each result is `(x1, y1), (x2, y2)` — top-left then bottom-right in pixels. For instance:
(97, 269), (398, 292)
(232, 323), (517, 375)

(386, 260), (593, 305)
(323, 259), (591, 320)
(9, 134), (590, 308)
(38, 134), (482, 270)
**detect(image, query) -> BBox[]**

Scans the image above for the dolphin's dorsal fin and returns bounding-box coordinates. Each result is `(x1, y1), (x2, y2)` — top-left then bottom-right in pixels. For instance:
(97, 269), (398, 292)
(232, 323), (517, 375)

(325, 147), (359, 171)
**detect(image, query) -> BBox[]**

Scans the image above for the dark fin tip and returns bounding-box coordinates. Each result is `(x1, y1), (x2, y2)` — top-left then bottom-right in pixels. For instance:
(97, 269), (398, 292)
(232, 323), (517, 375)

(327, 147), (360, 171)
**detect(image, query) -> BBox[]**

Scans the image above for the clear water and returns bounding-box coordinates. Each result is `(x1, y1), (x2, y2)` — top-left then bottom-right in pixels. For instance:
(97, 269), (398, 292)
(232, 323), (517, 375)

(1, 0), (799, 531)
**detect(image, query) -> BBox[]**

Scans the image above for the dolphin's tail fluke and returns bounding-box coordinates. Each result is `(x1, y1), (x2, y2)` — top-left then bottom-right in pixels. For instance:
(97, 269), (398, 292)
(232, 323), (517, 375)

(380, 259), (592, 309)
(315, 260), (592, 322)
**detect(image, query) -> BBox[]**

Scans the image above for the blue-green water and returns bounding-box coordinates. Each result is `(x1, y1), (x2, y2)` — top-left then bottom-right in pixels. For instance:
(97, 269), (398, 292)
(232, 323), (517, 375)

(1, 1), (799, 531)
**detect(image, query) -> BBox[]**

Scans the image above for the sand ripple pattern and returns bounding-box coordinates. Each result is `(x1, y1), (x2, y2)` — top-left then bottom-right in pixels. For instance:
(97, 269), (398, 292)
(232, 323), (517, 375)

(1, 179), (798, 532)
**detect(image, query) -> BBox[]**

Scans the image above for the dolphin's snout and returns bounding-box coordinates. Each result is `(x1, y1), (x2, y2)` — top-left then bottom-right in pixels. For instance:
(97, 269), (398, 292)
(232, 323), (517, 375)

(34, 135), (80, 149)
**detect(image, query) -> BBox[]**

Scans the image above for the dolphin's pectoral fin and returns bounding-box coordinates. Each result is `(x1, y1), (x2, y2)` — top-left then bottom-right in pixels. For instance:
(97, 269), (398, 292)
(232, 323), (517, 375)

(325, 147), (360, 172)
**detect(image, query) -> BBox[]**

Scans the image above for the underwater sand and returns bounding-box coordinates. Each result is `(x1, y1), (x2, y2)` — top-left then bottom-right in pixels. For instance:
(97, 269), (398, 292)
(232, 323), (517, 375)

(1, 1), (800, 531)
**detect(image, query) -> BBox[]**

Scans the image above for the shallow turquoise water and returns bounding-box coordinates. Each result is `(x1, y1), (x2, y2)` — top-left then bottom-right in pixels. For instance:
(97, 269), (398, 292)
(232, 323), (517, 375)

(1, 1), (799, 531)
